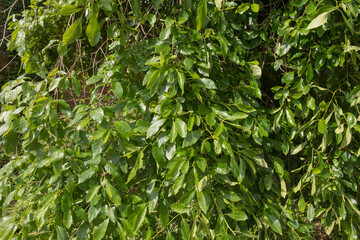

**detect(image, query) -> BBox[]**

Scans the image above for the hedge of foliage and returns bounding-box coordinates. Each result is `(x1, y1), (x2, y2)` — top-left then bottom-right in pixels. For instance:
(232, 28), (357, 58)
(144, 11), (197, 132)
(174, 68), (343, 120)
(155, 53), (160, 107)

(1, 0), (360, 239)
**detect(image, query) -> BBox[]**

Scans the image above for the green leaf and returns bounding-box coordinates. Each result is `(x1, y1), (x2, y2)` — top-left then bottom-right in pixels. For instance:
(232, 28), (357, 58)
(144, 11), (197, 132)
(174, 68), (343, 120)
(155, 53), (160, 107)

(205, 112), (216, 126)
(90, 108), (104, 123)
(184, 58), (194, 69)
(213, 122), (224, 138)
(236, 3), (250, 14)
(298, 194), (306, 213)
(72, 77), (80, 97)
(63, 210), (73, 229)
(181, 218), (190, 240)
(280, 176), (287, 198)
(88, 204), (101, 222)
(183, 130), (202, 148)
(61, 190), (72, 212)
(57, 41), (68, 56)
(111, 80), (124, 99)
(126, 167), (137, 184)
(93, 219), (109, 240)
(307, 96), (315, 110)
(115, 121), (132, 137)
(77, 223), (90, 240)
(291, 142), (306, 155)
(251, 4), (259, 13)
(265, 173), (273, 191)
(160, 27), (171, 40)
(249, 64), (262, 79)
(340, 126), (351, 148)
(307, 204), (315, 222)
(86, 185), (101, 203)
(128, 206), (147, 233)
(318, 119), (326, 134)
(307, 12), (330, 30)
(152, 146), (165, 167)
(291, 0), (308, 7)
(147, 119), (166, 138)
(57, 226), (68, 240)
(197, 78), (217, 89)
(350, 221), (357, 240)
(253, 155), (268, 168)
(196, 157), (207, 172)
(217, 35), (229, 57)
(346, 112), (357, 128)
(171, 203), (188, 214)
(196, 0), (207, 31)
(78, 168), (96, 184)
(159, 201), (169, 227)
(166, 143), (177, 160)
(238, 158), (246, 184)
(184, 0), (192, 9)
(175, 118), (187, 138)
(267, 213), (282, 235)
(282, 72), (294, 84)
(131, 0), (141, 17)
(86, 15), (101, 46)
(60, 5), (81, 16)
(227, 210), (248, 221)
(176, 70), (185, 94)
(49, 78), (62, 92)
(105, 182), (122, 205)
(273, 157), (284, 177)
(63, 18), (82, 45)
(285, 107), (295, 126)
(0, 122), (11, 136)
(170, 121), (178, 143)
(215, 0), (222, 10)
(148, 188), (158, 213)
(135, 120), (151, 133)
(86, 75), (102, 85)
(198, 191), (211, 213)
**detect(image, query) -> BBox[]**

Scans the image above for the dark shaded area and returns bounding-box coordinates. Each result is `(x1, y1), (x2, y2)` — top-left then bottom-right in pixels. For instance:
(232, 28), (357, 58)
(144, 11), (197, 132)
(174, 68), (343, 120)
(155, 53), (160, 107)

(0, 0), (30, 87)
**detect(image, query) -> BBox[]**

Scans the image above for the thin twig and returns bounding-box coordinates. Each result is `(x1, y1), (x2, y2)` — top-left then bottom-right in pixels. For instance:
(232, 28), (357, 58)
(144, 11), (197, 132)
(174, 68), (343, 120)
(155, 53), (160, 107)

(0, 54), (17, 72)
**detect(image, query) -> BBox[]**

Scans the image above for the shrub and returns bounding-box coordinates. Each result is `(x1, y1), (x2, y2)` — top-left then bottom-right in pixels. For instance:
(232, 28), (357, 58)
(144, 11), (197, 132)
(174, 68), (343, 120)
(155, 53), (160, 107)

(1, 0), (360, 239)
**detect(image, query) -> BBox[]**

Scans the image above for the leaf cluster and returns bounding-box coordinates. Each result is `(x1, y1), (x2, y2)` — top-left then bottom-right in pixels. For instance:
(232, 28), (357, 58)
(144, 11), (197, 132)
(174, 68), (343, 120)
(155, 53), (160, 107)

(1, 0), (360, 239)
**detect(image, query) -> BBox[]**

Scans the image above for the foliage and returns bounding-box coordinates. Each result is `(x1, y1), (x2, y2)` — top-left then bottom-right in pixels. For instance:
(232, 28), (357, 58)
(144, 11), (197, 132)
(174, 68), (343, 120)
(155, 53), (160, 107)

(1, 0), (360, 239)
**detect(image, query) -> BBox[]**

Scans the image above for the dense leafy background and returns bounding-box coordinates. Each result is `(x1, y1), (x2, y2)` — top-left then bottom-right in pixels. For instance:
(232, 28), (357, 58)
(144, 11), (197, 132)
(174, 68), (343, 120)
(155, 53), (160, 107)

(1, 0), (360, 239)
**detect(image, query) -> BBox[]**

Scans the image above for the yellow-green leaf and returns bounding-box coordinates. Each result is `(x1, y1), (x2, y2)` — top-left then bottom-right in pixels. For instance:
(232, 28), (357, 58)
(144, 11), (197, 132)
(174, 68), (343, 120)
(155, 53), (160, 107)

(86, 15), (101, 46)
(196, 0), (207, 31)
(63, 18), (82, 45)
(60, 5), (81, 16)
(307, 12), (329, 30)
(227, 210), (248, 221)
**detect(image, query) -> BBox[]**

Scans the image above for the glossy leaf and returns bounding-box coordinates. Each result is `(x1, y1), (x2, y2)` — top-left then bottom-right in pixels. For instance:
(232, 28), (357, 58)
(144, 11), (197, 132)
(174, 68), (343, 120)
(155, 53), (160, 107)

(183, 130), (202, 148)
(147, 119), (166, 139)
(307, 12), (330, 30)
(175, 118), (187, 138)
(285, 107), (295, 126)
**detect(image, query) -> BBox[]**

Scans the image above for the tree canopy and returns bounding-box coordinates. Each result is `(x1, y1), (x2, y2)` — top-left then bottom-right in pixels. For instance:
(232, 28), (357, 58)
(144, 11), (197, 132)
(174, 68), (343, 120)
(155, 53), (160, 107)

(1, 0), (360, 239)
